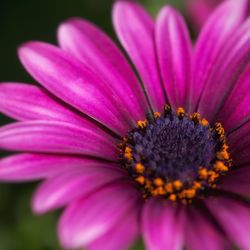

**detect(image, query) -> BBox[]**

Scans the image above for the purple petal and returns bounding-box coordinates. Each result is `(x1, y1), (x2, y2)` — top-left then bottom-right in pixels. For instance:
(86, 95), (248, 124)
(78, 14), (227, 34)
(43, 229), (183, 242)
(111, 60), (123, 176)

(216, 63), (250, 132)
(58, 182), (140, 248)
(205, 196), (250, 249)
(0, 121), (118, 160)
(112, 0), (166, 111)
(58, 18), (149, 122)
(228, 120), (250, 153)
(0, 82), (102, 128)
(18, 41), (133, 135)
(32, 165), (126, 214)
(142, 198), (184, 250)
(156, 6), (192, 110)
(87, 209), (140, 250)
(232, 145), (250, 167)
(198, 17), (250, 121)
(189, 0), (248, 113)
(185, 206), (229, 250)
(187, 0), (222, 31)
(219, 166), (250, 196)
(0, 154), (111, 181)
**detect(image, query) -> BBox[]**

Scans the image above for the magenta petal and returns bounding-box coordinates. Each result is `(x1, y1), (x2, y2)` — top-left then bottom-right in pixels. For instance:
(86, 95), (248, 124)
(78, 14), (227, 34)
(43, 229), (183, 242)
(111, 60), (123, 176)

(216, 63), (250, 132)
(187, 0), (221, 31)
(156, 6), (192, 110)
(232, 145), (250, 167)
(112, 0), (166, 111)
(58, 182), (140, 248)
(228, 120), (250, 153)
(18, 41), (132, 135)
(0, 121), (118, 160)
(142, 198), (184, 250)
(58, 18), (149, 122)
(32, 165), (126, 214)
(198, 17), (250, 121)
(0, 154), (110, 181)
(189, 0), (247, 113)
(0, 82), (100, 127)
(87, 209), (140, 250)
(185, 206), (229, 250)
(219, 166), (250, 196)
(205, 196), (250, 249)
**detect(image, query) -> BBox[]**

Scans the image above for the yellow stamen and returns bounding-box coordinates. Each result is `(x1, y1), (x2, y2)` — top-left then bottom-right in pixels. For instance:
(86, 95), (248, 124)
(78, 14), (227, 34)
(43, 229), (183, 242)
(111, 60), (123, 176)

(154, 178), (164, 187)
(214, 161), (229, 172)
(201, 118), (209, 126)
(169, 194), (177, 201)
(136, 176), (145, 185)
(137, 120), (147, 129)
(208, 171), (219, 182)
(193, 181), (202, 190)
(154, 112), (161, 119)
(217, 150), (230, 160)
(199, 168), (208, 179)
(191, 112), (201, 122)
(124, 146), (133, 160)
(135, 163), (145, 174)
(181, 188), (196, 199)
(177, 107), (185, 118)
(156, 186), (166, 195)
(173, 180), (183, 190)
(165, 183), (174, 193)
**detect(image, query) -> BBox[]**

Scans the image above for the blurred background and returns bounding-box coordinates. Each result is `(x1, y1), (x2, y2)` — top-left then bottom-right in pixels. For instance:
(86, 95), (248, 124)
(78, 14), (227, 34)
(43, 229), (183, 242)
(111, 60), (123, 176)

(0, 0), (190, 249)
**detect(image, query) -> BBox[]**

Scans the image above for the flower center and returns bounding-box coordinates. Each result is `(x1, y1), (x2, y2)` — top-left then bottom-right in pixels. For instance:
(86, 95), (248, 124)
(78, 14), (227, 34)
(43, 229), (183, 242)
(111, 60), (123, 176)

(119, 105), (232, 204)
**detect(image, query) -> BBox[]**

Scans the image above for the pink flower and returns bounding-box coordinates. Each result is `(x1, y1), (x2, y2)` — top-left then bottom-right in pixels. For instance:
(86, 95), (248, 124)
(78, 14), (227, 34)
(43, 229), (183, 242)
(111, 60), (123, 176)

(1, 0), (250, 249)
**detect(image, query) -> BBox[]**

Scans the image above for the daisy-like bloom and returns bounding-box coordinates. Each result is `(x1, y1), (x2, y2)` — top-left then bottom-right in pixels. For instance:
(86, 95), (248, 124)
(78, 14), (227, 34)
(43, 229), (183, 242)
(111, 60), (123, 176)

(1, 0), (250, 249)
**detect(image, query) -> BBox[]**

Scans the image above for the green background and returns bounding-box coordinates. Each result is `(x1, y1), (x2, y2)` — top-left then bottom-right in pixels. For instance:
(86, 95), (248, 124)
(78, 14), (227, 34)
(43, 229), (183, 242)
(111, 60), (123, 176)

(0, 0), (184, 249)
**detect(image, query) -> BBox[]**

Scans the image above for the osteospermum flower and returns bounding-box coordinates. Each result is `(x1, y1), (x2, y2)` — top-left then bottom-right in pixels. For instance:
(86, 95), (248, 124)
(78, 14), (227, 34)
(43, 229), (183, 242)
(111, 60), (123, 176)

(1, 0), (250, 249)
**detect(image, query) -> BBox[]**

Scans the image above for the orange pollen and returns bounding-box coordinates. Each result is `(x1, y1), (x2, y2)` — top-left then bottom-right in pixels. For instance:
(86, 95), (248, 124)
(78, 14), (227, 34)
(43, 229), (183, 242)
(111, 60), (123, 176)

(137, 120), (147, 129)
(165, 183), (174, 193)
(201, 118), (209, 126)
(177, 107), (185, 117)
(135, 163), (145, 174)
(154, 112), (161, 118)
(120, 107), (233, 205)
(214, 161), (229, 172)
(154, 178), (164, 187)
(136, 176), (145, 185)
(173, 180), (183, 190)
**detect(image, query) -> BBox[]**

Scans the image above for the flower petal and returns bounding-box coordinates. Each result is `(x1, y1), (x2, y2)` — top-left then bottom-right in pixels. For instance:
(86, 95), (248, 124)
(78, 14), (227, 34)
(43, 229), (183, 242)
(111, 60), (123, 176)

(0, 121), (118, 160)
(205, 196), (250, 250)
(58, 17), (149, 122)
(184, 206), (229, 250)
(189, 0), (248, 113)
(232, 145), (250, 167)
(112, 0), (166, 111)
(198, 17), (250, 121)
(0, 82), (102, 128)
(142, 198), (184, 250)
(58, 182), (140, 249)
(216, 63), (250, 132)
(219, 166), (250, 196)
(87, 209), (140, 250)
(18, 41), (132, 135)
(0, 154), (110, 181)
(228, 120), (250, 153)
(32, 165), (126, 214)
(156, 6), (192, 110)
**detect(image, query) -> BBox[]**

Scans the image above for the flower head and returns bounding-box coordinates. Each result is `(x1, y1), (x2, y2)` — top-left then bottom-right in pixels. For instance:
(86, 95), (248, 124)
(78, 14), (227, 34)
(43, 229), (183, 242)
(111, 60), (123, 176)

(1, 0), (250, 249)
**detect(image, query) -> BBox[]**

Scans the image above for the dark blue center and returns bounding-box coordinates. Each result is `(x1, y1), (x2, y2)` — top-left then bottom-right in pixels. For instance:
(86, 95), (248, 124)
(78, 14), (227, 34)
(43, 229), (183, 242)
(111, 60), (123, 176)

(125, 110), (222, 185)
